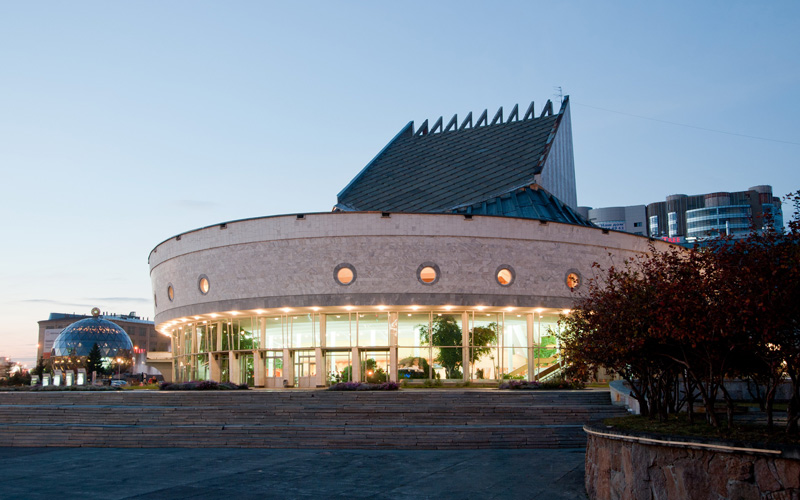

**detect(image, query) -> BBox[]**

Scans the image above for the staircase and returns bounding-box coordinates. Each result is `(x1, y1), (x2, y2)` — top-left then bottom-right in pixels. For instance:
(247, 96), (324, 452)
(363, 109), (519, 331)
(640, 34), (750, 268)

(0, 389), (625, 449)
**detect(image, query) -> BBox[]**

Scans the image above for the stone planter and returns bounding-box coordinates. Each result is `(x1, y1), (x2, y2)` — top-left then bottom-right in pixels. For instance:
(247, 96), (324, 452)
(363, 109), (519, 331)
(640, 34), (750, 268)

(584, 424), (800, 500)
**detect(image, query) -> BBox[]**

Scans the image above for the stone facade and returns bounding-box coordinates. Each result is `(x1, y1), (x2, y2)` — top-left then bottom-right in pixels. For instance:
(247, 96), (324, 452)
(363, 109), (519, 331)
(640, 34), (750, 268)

(149, 212), (672, 325)
(585, 425), (800, 500)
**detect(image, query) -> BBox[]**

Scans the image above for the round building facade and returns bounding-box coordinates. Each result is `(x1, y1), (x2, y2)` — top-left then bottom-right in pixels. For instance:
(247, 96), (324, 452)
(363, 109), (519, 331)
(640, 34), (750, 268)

(149, 211), (674, 387)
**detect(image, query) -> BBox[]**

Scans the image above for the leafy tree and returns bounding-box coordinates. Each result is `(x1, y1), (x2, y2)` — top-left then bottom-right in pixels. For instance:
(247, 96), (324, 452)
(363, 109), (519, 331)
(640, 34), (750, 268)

(419, 316), (497, 379)
(86, 343), (104, 376)
(559, 189), (800, 432)
(32, 358), (46, 379)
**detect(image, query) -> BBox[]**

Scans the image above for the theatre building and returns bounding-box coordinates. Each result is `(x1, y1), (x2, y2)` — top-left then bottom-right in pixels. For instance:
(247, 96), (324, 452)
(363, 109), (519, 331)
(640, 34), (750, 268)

(149, 97), (674, 387)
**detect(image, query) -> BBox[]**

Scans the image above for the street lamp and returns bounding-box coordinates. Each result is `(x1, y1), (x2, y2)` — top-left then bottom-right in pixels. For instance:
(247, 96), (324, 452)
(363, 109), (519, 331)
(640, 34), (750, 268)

(116, 357), (123, 380)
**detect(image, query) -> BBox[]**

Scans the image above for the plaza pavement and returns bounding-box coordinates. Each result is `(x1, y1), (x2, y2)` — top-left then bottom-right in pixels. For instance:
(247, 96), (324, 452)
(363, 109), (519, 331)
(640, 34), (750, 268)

(0, 447), (588, 499)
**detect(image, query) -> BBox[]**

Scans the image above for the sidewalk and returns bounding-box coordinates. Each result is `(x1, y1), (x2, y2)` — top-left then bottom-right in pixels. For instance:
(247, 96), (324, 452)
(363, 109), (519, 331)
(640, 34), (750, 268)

(1, 447), (588, 499)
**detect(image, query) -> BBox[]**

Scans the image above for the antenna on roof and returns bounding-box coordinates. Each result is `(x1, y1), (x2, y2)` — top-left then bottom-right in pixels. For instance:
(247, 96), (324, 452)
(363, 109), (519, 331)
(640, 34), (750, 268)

(553, 86), (564, 103)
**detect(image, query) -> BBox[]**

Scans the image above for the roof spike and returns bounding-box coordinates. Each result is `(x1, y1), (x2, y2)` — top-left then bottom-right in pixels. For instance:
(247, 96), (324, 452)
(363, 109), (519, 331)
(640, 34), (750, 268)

(444, 114), (458, 132)
(459, 112), (473, 131)
(490, 106), (503, 125)
(476, 109), (488, 127)
(539, 100), (553, 117)
(508, 104), (519, 122)
(415, 119), (429, 136)
(430, 116), (443, 134)
(523, 101), (536, 120)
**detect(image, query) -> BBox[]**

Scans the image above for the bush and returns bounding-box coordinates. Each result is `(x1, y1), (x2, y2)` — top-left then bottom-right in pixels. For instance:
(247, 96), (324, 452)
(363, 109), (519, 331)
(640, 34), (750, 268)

(498, 378), (584, 390)
(327, 382), (399, 391)
(159, 380), (248, 391)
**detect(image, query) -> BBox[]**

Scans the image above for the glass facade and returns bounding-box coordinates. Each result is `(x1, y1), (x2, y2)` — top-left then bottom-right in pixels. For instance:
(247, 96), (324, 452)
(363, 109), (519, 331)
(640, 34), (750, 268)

(51, 317), (134, 358)
(686, 205), (752, 239)
(668, 212), (678, 238)
(166, 308), (566, 387)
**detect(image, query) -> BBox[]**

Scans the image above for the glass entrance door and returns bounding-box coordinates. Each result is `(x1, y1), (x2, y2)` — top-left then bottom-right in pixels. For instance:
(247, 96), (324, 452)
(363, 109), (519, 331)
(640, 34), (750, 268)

(293, 350), (316, 388)
(360, 350), (390, 383)
(263, 351), (284, 388)
(325, 350), (352, 385)
(239, 353), (254, 386)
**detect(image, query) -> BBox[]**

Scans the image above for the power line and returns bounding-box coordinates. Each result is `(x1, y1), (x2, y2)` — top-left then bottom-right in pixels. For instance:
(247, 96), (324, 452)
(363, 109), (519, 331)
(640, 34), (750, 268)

(573, 102), (800, 147)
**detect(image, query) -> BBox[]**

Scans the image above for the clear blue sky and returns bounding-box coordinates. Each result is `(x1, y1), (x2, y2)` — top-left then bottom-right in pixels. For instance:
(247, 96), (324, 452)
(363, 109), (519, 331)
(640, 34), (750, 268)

(1, 1), (798, 366)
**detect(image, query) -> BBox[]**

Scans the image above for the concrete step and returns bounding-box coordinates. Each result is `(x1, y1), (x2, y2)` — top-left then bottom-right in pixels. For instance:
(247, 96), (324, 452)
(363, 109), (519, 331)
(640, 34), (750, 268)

(0, 390), (624, 449)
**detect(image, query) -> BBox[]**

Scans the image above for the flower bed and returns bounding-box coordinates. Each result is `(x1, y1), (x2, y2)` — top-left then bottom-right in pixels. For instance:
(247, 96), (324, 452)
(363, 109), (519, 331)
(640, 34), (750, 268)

(327, 382), (399, 391)
(159, 381), (248, 390)
(499, 379), (584, 390)
(0, 385), (122, 392)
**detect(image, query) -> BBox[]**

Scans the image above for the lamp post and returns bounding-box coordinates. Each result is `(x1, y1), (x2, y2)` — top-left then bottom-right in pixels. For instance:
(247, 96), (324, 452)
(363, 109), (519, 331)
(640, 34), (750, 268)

(116, 357), (122, 380)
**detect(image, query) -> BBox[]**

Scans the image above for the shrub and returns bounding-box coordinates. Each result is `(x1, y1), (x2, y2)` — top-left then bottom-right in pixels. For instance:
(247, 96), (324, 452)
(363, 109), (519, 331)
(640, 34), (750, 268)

(327, 382), (399, 391)
(498, 379), (583, 390)
(159, 380), (248, 391)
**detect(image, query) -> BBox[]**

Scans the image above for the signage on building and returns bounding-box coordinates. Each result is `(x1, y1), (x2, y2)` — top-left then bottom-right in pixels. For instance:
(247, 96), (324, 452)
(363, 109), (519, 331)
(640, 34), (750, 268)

(43, 328), (63, 354)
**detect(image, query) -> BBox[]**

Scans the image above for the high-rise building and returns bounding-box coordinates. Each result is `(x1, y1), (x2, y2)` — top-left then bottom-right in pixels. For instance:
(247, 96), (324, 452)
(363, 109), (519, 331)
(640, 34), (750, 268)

(579, 185), (783, 244)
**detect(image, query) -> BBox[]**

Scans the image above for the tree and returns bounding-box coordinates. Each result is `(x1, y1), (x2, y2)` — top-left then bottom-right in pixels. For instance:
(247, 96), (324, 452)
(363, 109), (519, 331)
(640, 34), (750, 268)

(419, 315), (497, 379)
(559, 189), (800, 432)
(86, 343), (104, 376)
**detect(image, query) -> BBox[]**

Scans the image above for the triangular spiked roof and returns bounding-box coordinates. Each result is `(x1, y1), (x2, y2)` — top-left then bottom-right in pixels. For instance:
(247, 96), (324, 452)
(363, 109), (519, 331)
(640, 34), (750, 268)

(335, 97), (584, 223)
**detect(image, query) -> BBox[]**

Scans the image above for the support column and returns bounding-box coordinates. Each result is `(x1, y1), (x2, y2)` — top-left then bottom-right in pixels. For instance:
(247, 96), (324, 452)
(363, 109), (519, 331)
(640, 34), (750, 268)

(527, 313), (535, 381)
(315, 347), (324, 387)
(210, 353), (221, 381)
(351, 347), (361, 382)
(389, 312), (398, 382)
(461, 311), (470, 381)
(229, 352), (240, 385)
(254, 351), (265, 387)
(319, 314), (327, 349)
(282, 348), (292, 387)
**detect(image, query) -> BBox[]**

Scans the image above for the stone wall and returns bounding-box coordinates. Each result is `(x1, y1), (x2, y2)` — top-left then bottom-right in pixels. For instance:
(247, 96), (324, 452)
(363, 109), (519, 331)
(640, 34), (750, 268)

(585, 425), (800, 500)
(149, 212), (674, 325)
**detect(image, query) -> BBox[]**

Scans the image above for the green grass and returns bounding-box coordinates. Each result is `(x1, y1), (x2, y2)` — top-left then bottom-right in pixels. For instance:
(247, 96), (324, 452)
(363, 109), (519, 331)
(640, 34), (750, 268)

(604, 414), (800, 446)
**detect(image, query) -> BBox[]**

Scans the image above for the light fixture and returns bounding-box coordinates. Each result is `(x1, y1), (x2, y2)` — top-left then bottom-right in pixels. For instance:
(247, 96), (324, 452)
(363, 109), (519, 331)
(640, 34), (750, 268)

(312, 307), (320, 311)
(210, 313), (219, 318)
(443, 305), (453, 311)
(282, 308), (291, 313)
(410, 305), (420, 311)
(377, 305), (386, 311)
(476, 306), (485, 311)
(505, 307), (514, 312)
(254, 309), (265, 314)
(230, 311), (240, 316)
(562, 309), (572, 315)
(535, 308), (544, 314)
(344, 306), (354, 311)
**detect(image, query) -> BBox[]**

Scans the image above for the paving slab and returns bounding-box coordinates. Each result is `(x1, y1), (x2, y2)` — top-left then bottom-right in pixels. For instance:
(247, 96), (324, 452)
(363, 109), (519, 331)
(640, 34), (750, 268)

(0, 447), (587, 499)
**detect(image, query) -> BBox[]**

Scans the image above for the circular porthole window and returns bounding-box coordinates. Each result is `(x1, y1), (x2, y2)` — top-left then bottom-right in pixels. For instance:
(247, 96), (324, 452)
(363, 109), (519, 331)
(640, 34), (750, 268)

(334, 263), (356, 286)
(167, 284), (175, 302)
(198, 275), (210, 295)
(565, 270), (582, 291)
(417, 262), (440, 285)
(496, 265), (516, 286)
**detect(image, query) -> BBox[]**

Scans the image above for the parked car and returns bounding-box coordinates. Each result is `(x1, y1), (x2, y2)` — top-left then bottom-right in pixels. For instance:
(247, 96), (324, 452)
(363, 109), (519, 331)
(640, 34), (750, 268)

(110, 379), (128, 387)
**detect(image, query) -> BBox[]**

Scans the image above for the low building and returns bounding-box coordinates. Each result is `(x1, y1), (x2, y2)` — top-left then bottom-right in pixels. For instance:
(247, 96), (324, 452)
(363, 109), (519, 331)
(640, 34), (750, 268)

(576, 205), (647, 236)
(148, 96), (676, 386)
(37, 310), (169, 363)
